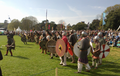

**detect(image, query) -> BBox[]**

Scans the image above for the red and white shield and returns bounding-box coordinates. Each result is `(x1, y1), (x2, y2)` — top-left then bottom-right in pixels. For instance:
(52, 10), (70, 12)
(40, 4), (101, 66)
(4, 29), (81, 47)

(99, 44), (110, 59)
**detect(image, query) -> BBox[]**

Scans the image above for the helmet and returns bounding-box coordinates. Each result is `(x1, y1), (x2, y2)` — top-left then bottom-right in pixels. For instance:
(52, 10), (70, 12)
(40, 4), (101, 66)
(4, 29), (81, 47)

(70, 30), (74, 34)
(42, 30), (45, 33)
(81, 31), (87, 37)
(51, 30), (55, 33)
(94, 36), (99, 40)
(62, 31), (66, 36)
(97, 32), (102, 37)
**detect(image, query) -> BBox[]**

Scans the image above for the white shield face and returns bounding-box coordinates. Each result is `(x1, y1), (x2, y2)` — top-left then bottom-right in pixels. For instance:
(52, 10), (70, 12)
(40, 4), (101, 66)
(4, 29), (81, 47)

(99, 44), (110, 58)
(73, 41), (91, 57)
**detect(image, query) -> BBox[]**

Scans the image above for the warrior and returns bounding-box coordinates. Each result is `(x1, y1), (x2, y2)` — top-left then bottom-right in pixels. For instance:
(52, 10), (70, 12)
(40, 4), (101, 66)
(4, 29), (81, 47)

(56, 32), (62, 39)
(5, 34), (15, 56)
(0, 50), (3, 76)
(9, 31), (15, 50)
(34, 31), (40, 44)
(91, 36), (101, 69)
(40, 31), (47, 54)
(50, 30), (57, 59)
(98, 32), (106, 65)
(30, 32), (35, 42)
(76, 31), (91, 73)
(21, 33), (27, 44)
(66, 31), (71, 59)
(69, 30), (77, 63)
(60, 32), (68, 66)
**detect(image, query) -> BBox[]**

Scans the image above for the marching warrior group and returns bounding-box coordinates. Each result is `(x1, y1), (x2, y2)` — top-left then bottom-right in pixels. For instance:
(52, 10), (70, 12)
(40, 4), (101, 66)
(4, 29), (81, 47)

(5, 29), (120, 73)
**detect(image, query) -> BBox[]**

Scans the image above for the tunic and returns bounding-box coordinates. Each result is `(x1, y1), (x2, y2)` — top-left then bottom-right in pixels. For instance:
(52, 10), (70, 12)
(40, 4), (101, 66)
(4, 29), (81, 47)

(78, 37), (90, 64)
(62, 36), (68, 53)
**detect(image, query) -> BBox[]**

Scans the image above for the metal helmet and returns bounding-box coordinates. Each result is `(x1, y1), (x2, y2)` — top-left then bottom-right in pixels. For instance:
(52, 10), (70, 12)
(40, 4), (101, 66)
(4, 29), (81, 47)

(62, 31), (66, 36)
(42, 30), (45, 33)
(70, 30), (74, 34)
(51, 30), (54, 33)
(97, 32), (102, 37)
(94, 36), (99, 40)
(81, 31), (87, 37)
(51, 30), (55, 34)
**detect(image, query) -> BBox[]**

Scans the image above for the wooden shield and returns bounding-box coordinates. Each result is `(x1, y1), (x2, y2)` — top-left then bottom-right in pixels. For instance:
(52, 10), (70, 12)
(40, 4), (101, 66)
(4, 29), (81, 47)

(55, 39), (66, 57)
(46, 39), (56, 54)
(99, 44), (110, 59)
(67, 42), (73, 56)
(40, 40), (47, 49)
(73, 41), (91, 57)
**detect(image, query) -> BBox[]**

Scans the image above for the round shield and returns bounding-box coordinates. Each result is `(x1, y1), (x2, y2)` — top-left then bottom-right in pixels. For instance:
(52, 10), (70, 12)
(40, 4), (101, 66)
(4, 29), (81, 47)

(40, 40), (47, 49)
(73, 41), (91, 57)
(55, 39), (66, 57)
(46, 39), (56, 54)
(67, 42), (73, 56)
(99, 44), (110, 59)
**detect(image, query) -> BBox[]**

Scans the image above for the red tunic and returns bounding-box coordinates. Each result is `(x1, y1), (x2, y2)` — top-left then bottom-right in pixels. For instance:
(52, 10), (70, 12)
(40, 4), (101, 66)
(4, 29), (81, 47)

(62, 36), (68, 52)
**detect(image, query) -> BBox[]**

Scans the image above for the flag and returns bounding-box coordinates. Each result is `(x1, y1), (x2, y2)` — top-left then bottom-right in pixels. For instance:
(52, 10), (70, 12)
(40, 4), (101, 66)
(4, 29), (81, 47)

(103, 12), (106, 25)
(48, 25), (50, 29)
(8, 17), (11, 22)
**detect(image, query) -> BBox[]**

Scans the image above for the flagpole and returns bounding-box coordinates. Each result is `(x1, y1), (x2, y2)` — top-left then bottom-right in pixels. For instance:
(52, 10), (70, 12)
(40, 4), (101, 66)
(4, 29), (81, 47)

(45, 9), (48, 30)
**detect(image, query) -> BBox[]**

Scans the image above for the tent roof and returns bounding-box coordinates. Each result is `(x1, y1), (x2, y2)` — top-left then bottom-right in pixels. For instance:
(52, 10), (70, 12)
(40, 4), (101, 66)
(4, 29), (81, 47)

(16, 27), (22, 32)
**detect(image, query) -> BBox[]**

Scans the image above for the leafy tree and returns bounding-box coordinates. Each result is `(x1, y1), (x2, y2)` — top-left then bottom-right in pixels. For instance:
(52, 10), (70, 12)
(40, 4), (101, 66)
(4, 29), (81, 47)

(104, 9), (120, 30)
(71, 22), (87, 30)
(89, 19), (100, 30)
(67, 24), (72, 30)
(7, 19), (21, 31)
(21, 16), (38, 31)
(49, 21), (57, 30)
(99, 4), (120, 30)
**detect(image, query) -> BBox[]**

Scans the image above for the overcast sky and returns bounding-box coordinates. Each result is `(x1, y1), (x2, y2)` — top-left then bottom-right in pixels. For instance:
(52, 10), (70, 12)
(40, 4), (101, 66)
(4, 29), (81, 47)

(0, 0), (120, 25)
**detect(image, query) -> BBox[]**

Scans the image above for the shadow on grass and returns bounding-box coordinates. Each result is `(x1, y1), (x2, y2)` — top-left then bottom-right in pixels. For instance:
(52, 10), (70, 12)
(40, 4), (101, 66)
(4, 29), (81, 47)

(26, 44), (34, 45)
(11, 55), (29, 59)
(66, 65), (77, 70)
(0, 48), (5, 50)
(84, 60), (120, 76)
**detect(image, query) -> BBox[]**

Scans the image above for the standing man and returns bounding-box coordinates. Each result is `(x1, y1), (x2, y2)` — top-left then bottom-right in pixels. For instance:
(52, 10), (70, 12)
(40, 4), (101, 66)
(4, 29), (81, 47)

(91, 36), (101, 69)
(50, 30), (57, 59)
(5, 35), (15, 56)
(69, 30), (77, 63)
(60, 32), (68, 66)
(76, 31), (91, 73)
(98, 32), (106, 65)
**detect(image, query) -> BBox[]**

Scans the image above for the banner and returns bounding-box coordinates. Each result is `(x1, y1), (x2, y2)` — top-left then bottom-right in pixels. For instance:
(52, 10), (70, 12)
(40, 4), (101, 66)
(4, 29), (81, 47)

(48, 25), (50, 30)
(103, 12), (106, 25)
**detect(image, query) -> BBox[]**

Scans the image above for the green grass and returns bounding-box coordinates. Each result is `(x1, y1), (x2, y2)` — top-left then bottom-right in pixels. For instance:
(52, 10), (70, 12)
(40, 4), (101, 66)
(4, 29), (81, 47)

(0, 35), (120, 76)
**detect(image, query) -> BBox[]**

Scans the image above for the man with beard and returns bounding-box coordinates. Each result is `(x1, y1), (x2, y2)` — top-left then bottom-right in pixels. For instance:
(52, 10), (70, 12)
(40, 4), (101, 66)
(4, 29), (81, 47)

(69, 30), (77, 63)
(59, 31), (68, 66)
(76, 31), (91, 73)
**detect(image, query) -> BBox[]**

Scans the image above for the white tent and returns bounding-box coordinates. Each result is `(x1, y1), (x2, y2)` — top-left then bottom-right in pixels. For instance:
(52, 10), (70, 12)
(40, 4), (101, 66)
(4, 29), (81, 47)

(16, 27), (22, 32)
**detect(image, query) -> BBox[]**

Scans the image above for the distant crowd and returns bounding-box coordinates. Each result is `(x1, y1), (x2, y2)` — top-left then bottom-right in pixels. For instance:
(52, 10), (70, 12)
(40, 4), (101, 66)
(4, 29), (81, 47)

(17, 30), (120, 48)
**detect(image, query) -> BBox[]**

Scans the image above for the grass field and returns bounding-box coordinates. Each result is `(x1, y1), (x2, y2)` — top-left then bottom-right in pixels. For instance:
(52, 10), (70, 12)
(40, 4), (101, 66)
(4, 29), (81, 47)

(0, 35), (120, 76)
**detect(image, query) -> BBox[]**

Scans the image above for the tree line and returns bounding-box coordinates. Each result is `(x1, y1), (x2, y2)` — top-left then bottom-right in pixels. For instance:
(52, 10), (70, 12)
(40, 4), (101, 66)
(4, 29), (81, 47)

(7, 4), (120, 31)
